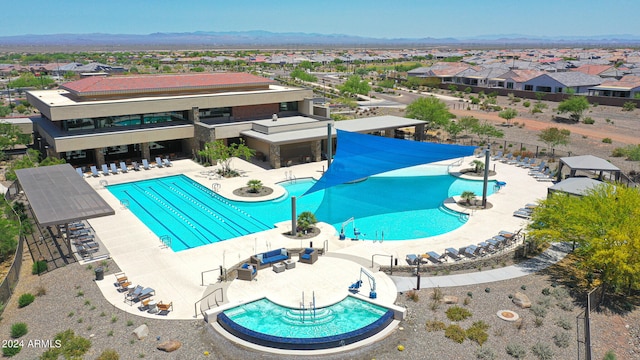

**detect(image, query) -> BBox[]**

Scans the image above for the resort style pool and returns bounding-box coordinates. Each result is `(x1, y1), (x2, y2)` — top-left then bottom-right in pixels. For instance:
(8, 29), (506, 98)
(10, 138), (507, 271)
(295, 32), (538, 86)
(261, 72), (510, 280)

(107, 165), (496, 251)
(217, 296), (394, 350)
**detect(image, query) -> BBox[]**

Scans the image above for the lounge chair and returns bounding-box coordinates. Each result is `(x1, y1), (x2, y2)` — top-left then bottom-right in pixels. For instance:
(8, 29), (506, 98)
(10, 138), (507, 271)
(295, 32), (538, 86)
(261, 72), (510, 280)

(445, 248), (461, 261)
(491, 151), (503, 161)
(132, 161), (141, 171)
(500, 153), (513, 163)
(125, 287), (155, 305)
(163, 158), (172, 167)
(142, 159), (151, 170)
(237, 263), (257, 281)
(516, 157), (532, 167)
(524, 159), (540, 169)
(460, 245), (478, 258)
(528, 162), (546, 175)
(114, 272), (128, 287)
(110, 163), (119, 175)
(506, 155), (521, 165)
(120, 162), (129, 173)
(90, 166), (100, 177)
(536, 170), (556, 182)
(138, 298), (152, 311)
(155, 157), (164, 168)
(156, 301), (173, 315)
(76, 167), (85, 178)
(513, 208), (532, 219)
(426, 251), (446, 263)
(101, 164), (110, 176)
(405, 254), (419, 265)
(124, 285), (143, 304)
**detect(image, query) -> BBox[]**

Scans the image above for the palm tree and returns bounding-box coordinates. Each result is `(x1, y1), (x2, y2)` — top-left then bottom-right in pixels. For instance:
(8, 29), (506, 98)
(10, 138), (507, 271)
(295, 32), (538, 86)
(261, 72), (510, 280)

(247, 179), (263, 193)
(461, 191), (476, 205)
(297, 211), (318, 233)
(470, 160), (485, 174)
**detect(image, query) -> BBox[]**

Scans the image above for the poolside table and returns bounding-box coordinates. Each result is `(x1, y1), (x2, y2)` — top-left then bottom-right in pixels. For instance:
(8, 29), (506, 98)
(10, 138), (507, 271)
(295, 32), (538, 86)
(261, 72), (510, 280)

(284, 260), (296, 270)
(272, 262), (285, 273)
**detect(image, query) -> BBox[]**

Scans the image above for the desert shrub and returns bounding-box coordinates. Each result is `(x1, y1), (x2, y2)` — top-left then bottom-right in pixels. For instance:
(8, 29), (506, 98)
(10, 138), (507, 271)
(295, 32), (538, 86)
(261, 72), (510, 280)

(552, 287), (569, 300)
(429, 300), (440, 311)
(531, 342), (554, 360)
(41, 329), (92, 360)
(17, 293), (35, 308)
(582, 116), (595, 124)
(431, 287), (443, 301)
(35, 286), (46, 296)
(542, 287), (551, 296)
(96, 349), (120, 360)
(476, 347), (496, 360)
(603, 350), (617, 360)
(622, 101), (636, 111)
(531, 304), (548, 318)
(602, 138), (612, 144)
(506, 343), (527, 358)
(32, 260), (48, 274)
(534, 317), (544, 327)
(446, 306), (472, 321)
(555, 317), (572, 330)
(466, 322), (489, 345)
(463, 297), (471, 306)
(537, 297), (553, 309)
(553, 332), (570, 348)
(425, 320), (446, 332)
(611, 147), (627, 157)
(445, 324), (466, 343)
(406, 290), (419, 302)
(10, 322), (28, 338)
(557, 300), (574, 311)
(2, 345), (21, 357)
(523, 100), (531, 108)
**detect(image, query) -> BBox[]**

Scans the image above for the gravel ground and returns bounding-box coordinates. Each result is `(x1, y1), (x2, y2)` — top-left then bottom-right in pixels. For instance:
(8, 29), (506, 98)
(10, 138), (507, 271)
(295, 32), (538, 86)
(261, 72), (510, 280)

(2, 250), (637, 360)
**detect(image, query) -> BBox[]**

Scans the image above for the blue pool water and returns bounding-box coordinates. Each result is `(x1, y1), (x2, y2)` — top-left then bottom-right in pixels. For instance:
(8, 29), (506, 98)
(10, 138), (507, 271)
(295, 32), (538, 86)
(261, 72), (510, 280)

(107, 166), (495, 251)
(221, 296), (388, 338)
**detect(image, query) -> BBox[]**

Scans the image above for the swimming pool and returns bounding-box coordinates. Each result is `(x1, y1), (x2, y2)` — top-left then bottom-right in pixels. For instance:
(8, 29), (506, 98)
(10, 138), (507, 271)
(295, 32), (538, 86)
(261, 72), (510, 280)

(107, 166), (495, 250)
(217, 296), (394, 350)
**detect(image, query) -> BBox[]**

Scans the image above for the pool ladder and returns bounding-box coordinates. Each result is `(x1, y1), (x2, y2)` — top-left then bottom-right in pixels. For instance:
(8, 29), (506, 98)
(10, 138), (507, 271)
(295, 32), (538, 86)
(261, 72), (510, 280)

(299, 291), (316, 323)
(160, 235), (171, 249)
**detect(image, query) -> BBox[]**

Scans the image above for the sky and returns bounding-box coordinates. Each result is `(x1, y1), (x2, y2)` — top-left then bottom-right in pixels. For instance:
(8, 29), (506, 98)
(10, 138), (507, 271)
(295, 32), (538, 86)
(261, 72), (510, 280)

(3, 0), (639, 39)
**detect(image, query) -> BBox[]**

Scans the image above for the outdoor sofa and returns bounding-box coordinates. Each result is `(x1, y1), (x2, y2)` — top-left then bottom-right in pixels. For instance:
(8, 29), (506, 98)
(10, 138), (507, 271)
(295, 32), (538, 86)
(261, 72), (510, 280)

(250, 248), (290, 270)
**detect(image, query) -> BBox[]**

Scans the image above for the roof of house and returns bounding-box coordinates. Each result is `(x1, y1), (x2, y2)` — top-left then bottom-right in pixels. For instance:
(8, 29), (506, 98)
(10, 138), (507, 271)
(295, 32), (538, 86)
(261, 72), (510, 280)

(592, 75), (640, 90)
(60, 72), (276, 97)
(503, 69), (545, 83)
(543, 72), (602, 87)
(571, 64), (613, 75)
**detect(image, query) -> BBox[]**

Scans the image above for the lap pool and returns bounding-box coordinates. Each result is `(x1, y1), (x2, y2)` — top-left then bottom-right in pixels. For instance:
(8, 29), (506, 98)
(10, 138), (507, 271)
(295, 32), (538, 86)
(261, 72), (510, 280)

(107, 165), (495, 251)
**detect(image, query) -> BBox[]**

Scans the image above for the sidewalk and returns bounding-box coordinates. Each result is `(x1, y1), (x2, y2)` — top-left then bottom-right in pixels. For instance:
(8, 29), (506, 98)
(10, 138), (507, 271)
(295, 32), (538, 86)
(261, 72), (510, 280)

(391, 242), (572, 292)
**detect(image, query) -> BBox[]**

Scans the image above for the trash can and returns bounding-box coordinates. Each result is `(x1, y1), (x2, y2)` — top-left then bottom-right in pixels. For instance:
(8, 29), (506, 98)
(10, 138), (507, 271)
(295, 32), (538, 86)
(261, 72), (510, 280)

(95, 267), (104, 281)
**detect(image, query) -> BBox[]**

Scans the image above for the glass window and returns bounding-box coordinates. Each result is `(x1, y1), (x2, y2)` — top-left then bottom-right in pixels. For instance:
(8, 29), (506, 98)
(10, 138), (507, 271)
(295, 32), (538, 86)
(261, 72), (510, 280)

(279, 101), (298, 112)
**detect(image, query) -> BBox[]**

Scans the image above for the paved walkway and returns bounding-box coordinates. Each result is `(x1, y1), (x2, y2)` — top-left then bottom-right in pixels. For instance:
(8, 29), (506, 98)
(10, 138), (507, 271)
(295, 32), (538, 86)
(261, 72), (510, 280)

(391, 242), (572, 292)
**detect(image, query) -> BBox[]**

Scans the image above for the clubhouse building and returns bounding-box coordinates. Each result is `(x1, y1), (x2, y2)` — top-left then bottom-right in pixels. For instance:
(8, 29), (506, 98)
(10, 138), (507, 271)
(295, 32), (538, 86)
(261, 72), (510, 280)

(26, 73), (425, 169)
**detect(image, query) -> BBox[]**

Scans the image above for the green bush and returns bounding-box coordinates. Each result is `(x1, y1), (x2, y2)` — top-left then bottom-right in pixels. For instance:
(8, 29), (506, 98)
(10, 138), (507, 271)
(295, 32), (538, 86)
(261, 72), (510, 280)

(2, 345), (21, 357)
(603, 350), (617, 360)
(530, 304), (547, 318)
(446, 305), (473, 321)
(542, 287), (551, 296)
(622, 101), (636, 111)
(41, 329), (92, 360)
(96, 349), (120, 360)
(466, 324), (489, 345)
(506, 343), (527, 358)
(523, 101), (531, 108)
(531, 342), (554, 360)
(17, 293), (35, 308)
(582, 117), (595, 124)
(552, 287), (570, 300)
(445, 324), (466, 343)
(32, 260), (48, 274)
(553, 332), (570, 348)
(602, 138), (612, 144)
(10, 322), (28, 338)
(555, 317), (572, 330)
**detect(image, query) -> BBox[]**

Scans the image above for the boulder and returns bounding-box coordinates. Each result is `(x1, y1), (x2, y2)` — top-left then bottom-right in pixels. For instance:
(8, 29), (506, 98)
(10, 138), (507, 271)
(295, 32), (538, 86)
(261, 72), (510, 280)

(441, 295), (458, 304)
(157, 340), (182, 353)
(132, 324), (149, 340)
(512, 292), (531, 308)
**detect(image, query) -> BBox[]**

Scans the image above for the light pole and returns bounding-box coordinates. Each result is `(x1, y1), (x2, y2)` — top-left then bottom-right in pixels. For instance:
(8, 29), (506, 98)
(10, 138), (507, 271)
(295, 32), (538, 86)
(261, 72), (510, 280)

(481, 144), (491, 208)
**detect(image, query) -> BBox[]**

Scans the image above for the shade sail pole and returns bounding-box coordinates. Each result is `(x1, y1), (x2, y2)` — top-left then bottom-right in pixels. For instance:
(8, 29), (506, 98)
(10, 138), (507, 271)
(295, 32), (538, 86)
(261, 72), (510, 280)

(327, 123), (332, 167)
(482, 144), (491, 208)
(291, 196), (297, 236)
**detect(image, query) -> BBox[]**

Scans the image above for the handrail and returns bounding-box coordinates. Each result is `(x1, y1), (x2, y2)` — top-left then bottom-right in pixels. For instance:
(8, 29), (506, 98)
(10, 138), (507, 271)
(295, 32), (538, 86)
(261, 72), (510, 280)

(371, 254), (394, 274)
(194, 287), (224, 318)
(201, 266), (226, 286)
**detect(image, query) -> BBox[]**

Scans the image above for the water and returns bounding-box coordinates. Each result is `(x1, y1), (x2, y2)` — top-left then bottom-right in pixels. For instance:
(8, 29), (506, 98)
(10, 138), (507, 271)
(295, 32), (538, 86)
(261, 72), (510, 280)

(107, 166), (496, 250)
(222, 296), (388, 338)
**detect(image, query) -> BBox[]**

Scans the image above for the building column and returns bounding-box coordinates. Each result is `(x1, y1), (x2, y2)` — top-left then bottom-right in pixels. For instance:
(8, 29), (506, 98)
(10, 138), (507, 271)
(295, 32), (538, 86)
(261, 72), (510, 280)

(141, 142), (151, 160)
(311, 140), (322, 162)
(415, 123), (426, 141)
(189, 106), (200, 123)
(269, 143), (281, 169)
(94, 148), (105, 165)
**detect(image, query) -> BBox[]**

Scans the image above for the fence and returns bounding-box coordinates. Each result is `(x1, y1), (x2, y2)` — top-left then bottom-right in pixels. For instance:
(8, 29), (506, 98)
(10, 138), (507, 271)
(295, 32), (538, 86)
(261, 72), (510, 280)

(0, 236), (24, 314)
(576, 286), (604, 360)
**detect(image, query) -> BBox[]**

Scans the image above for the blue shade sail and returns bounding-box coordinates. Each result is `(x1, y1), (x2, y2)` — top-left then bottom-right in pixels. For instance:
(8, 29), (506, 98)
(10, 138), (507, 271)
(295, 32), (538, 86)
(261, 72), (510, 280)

(303, 130), (476, 196)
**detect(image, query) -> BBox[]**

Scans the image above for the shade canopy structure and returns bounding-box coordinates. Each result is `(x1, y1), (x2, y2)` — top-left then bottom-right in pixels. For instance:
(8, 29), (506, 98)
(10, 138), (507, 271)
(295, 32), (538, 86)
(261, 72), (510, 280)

(303, 130), (476, 195)
(548, 177), (604, 197)
(557, 155), (621, 182)
(14, 164), (115, 227)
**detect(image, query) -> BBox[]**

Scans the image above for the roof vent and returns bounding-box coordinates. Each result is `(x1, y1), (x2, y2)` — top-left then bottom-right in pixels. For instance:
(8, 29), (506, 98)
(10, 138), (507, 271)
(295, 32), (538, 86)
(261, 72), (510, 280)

(272, 114), (278, 122)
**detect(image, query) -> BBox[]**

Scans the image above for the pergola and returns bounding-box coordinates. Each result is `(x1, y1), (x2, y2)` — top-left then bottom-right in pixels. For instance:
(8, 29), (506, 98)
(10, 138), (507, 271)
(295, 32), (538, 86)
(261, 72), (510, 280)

(556, 155), (621, 182)
(548, 177), (604, 197)
(14, 164), (115, 257)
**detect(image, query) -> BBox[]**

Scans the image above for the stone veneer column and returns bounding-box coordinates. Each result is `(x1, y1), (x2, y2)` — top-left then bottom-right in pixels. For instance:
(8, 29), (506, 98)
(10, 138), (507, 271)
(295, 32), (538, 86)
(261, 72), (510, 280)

(311, 140), (322, 162)
(415, 123), (426, 141)
(94, 148), (105, 165)
(189, 107), (200, 123)
(269, 143), (281, 169)
(141, 143), (151, 160)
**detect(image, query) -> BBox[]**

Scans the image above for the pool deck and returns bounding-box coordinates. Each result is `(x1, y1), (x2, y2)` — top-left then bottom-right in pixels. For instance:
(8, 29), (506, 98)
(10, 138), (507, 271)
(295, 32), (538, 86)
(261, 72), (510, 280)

(86, 156), (552, 323)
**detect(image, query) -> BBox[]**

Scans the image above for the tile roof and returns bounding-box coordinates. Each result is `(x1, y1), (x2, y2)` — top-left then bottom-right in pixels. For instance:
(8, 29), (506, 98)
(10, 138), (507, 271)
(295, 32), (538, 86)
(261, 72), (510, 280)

(60, 72), (275, 97)
(571, 64), (613, 75)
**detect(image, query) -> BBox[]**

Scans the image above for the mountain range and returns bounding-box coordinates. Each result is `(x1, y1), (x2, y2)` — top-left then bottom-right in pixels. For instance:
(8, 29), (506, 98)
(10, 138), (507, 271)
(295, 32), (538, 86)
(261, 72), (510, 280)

(1, 31), (639, 49)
